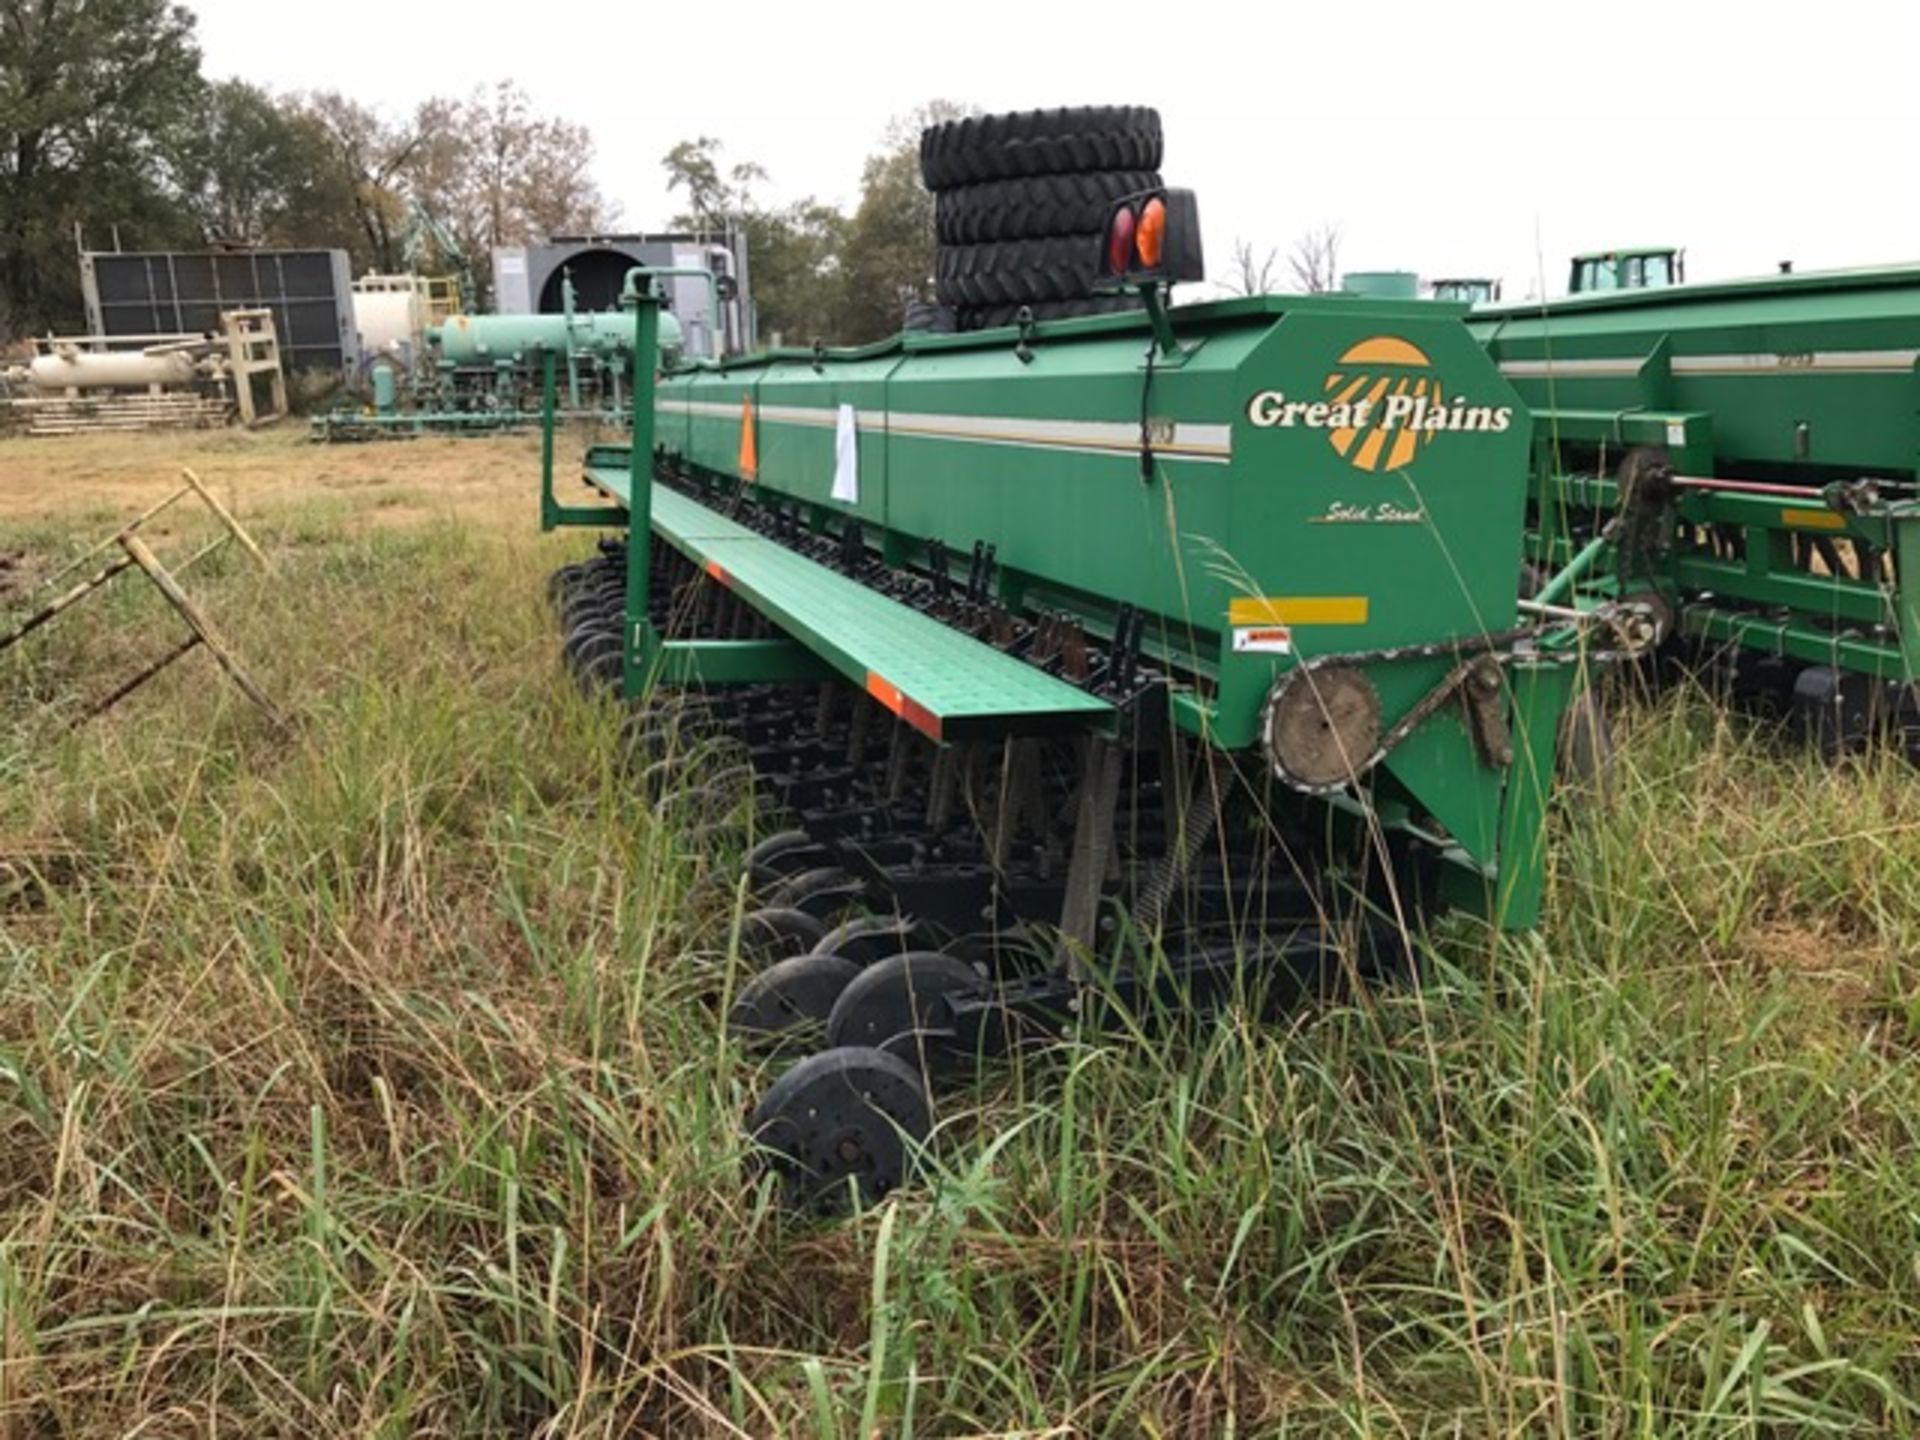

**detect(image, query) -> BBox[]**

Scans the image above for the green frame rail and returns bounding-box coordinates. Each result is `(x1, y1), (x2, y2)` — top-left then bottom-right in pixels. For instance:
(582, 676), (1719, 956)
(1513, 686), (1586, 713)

(1527, 460), (1920, 684)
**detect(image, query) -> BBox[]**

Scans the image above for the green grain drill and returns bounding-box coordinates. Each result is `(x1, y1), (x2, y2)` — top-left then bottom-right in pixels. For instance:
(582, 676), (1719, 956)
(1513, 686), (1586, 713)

(1471, 265), (1920, 748)
(540, 107), (1617, 1211)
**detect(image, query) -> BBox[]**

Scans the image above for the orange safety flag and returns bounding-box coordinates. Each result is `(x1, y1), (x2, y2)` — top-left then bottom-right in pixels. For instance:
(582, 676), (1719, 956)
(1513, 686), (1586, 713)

(738, 396), (758, 481)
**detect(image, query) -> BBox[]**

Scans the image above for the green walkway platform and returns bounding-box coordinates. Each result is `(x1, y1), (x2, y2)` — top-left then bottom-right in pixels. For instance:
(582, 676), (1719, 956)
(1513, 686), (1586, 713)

(585, 449), (1115, 742)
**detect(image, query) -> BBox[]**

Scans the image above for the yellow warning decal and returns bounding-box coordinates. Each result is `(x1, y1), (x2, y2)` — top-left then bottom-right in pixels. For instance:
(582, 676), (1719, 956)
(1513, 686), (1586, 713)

(1228, 596), (1370, 626)
(1780, 507), (1846, 531)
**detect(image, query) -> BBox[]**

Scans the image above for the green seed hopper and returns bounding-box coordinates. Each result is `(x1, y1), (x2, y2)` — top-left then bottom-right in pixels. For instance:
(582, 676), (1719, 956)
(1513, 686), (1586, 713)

(1470, 264), (1920, 742)
(548, 285), (1591, 922)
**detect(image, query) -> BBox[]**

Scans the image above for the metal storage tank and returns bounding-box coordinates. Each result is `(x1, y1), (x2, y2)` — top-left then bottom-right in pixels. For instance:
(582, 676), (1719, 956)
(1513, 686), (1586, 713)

(350, 275), (429, 370)
(491, 231), (753, 359)
(429, 306), (685, 366)
(28, 349), (198, 391)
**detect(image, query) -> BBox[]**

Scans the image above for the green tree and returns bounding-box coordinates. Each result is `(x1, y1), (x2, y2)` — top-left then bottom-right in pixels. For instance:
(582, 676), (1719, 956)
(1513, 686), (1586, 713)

(273, 84), (610, 304)
(165, 79), (312, 246)
(288, 90), (435, 274)
(834, 101), (971, 343)
(750, 199), (848, 347)
(661, 136), (765, 233)
(0, 0), (205, 333)
(835, 150), (930, 343)
(662, 135), (845, 346)
(266, 103), (368, 260)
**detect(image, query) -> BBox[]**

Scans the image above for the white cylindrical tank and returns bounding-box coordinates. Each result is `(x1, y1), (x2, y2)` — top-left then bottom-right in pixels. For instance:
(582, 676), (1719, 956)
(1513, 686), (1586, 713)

(28, 350), (198, 391)
(352, 285), (424, 358)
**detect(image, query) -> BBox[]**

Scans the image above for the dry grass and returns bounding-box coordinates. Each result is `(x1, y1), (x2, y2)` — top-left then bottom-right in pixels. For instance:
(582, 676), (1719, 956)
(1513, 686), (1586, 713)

(0, 426), (541, 523)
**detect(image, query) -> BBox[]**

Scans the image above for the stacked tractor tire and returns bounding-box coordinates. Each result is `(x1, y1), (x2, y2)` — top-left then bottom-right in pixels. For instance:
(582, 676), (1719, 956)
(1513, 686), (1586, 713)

(917, 106), (1165, 332)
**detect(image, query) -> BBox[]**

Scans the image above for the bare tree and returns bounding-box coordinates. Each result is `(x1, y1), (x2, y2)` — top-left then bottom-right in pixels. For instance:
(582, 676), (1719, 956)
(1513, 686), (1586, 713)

(411, 82), (613, 304)
(1220, 237), (1279, 296)
(296, 91), (434, 272)
(1289, 222), (1342, 293)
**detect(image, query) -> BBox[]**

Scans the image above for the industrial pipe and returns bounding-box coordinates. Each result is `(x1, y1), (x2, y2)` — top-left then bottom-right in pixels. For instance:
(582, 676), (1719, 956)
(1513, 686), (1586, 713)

(622, 267), (722, 353)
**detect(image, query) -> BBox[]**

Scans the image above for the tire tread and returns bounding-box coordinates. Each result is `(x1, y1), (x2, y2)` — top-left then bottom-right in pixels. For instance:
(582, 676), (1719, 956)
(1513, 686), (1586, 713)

(920, 106), (1163, 189)
(935, 170), (1161, 244)
(934, 234), (1106, 308)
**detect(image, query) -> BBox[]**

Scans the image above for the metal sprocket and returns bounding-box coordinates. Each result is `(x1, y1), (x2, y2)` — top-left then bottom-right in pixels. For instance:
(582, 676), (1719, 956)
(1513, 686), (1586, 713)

(1261, 663), (1383, 791)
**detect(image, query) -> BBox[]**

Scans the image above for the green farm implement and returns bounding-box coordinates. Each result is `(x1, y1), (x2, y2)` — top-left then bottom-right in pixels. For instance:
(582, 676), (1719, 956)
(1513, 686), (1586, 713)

(1472, 264), (1920, 749)
(539, 108), (1626, 1211)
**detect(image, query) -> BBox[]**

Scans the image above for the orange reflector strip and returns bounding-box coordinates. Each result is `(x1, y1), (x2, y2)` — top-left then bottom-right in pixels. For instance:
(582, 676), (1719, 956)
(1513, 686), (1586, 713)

(865, 671), (942, 741)
(705, 559), (730, 584)
(1781, 507), (1847, 531)
(1228, 595), (1370, 626)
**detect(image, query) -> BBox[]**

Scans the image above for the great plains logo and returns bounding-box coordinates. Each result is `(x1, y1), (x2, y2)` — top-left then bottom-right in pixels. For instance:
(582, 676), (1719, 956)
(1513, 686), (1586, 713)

(1246, 335), (1514, 472)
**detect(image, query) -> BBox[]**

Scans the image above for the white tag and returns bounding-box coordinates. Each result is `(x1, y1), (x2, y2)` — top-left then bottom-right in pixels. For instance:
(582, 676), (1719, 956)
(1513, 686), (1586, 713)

(1233, 625), (1293, 655)
(1666, 421), (1686, 446)
(831, 403), (859, 503)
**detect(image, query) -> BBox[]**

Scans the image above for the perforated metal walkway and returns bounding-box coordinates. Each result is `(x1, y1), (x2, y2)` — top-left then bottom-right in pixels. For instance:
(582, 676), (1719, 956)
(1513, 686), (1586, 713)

(586, 454), (1114, 741)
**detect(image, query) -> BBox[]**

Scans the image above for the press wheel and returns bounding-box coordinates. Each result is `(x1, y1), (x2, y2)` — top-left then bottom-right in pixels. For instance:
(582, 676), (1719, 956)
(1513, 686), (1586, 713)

(769, 865), (868, 921)
(825, 951), (994, 1072)
(728, 952), (861, 1044)
(746, 830), (831, 893)
(738, 906), (828, 964)
(812, 914), (927, 967)
(749, 1047), (930, 1214)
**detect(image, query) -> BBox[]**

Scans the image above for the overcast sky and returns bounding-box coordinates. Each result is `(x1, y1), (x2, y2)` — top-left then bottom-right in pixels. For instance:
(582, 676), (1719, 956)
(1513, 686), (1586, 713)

(184, 0), (1920, 300)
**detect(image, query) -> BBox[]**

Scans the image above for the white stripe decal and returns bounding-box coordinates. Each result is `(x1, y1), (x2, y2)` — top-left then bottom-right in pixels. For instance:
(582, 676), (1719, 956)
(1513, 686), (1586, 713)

(654, 397), (1233, 463)
(1671, 349), (1920, 374)
(888, 409), (1231, 460)
(1497, 358), (1641, 379)
(656, 398), (739, 418)
(1501, 348), (1920, 380)
(758, 403), (839, 427)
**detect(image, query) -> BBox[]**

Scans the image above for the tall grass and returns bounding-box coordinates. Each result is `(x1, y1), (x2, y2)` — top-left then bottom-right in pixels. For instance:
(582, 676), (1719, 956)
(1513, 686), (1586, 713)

(3, 494), (1918, 1434)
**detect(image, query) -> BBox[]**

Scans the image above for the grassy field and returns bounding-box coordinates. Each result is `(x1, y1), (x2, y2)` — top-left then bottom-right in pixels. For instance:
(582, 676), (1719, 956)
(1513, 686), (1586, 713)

(2, 427), (1918, 1436)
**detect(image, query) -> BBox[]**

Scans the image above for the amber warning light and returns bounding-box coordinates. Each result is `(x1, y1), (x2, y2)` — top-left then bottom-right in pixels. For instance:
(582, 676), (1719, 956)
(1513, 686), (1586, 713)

(1096, 188), (1204, 288)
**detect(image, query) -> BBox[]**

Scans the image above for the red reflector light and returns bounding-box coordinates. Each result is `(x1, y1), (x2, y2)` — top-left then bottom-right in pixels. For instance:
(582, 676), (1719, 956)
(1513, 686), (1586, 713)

(1107, 206), (1137, 274)
(1136, 198), (1167, 270)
